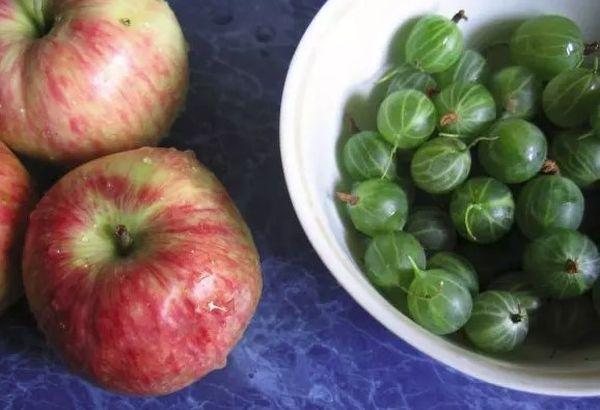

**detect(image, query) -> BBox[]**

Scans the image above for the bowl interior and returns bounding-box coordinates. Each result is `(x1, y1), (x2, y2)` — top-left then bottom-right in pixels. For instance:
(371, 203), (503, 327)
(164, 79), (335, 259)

(281, 0), (600, 396)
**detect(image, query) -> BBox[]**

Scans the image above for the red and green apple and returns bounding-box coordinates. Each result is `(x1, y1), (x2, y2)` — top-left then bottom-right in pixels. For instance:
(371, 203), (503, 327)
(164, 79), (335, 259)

(23, 147), (263, 395)
(0, 142), (35, 315)
(0, 0), (188, 165)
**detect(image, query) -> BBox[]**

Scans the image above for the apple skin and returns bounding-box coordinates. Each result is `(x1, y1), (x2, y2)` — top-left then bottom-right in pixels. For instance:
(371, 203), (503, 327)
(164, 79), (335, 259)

(0, 142), (35, 314)
(0, 0), (188, 165)
(22, 147), (262, 395)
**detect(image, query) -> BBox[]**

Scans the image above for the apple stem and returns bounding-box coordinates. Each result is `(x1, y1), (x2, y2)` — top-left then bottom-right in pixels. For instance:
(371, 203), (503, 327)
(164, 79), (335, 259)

(115, 225), (134, 256)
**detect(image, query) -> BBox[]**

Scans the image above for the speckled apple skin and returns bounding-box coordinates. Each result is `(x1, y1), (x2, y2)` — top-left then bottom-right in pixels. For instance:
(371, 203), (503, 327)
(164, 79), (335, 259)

(0, 0), (188, 165)
(22, 147), (262, 396)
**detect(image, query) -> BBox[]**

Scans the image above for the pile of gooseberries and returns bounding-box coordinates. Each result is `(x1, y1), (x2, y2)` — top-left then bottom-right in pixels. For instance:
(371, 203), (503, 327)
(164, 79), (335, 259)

(337, 11), (600, 354)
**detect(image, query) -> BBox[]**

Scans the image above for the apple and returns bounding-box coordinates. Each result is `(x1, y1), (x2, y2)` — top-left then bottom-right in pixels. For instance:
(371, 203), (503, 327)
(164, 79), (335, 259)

(22, 147), (263, 395)
(0, 0), (188, 165)
(0, 142), (35, 314)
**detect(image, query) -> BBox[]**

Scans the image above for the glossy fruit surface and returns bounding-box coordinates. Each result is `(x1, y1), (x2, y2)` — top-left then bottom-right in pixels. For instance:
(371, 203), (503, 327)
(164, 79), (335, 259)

(407, 267), (472, 335)
(386, 64), (438, 96)
(364, 232), (426, 291)
(0, 142), (35, 315)
(510, 15), (584, 81)
(22, 147), (262, 395)
(465, 291), (529, 353)
(516, 175), (584, 239)
(377, 90), (437, 149)
(405, 14), (464, 73)
(478, 119), (547, 184)
(428, 251), (478, 296)
(405, 207), (457, 252)
(524, 229), (600, 299)
(0, 0), (189, 164)
(342, 131), (397, 181)
(488, 272), (542, 315)
(434, 82), (496, 141)
(410, 137), (471, 194)
(541, 296), (596, 346)
(340, 179), (408, 237)
(450, 177), (515, 244)
(435, 50), (489, 88)
(551, 130), (600, 188)
(543, 67), (600, 128)
(490, 66), (541, 119)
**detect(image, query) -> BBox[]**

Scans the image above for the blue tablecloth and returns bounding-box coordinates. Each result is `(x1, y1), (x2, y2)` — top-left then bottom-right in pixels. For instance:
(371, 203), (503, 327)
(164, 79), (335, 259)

(1, 1), (599, 408)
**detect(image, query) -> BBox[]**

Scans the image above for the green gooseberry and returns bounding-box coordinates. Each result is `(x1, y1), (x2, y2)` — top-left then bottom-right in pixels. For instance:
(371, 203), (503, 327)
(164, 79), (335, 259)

(542, 66), (600, 128)
(405, 11), (466, 74)
(551, 130), (600, 188)
(450, 177), (515, 244)
(490, 66), (542, 120)
(364, 232), (426, 292)
(488, 272), (542, 317)
(434, 82), (497, 142)
(541, 296), (597, 346)
(478, 119), (548, 184)
(386, 64), (439, 96)
(524, 229), (600, 299)
(434, 49), (489, 88)
(465, 291), (529, 353)
(337, 179), (408, 237)
(516, 174), (585, 239)
(510, 15), (585, 81)
(407, 264), (473, 335)
(342, 131), (397, 181)
(405, 206), (457, 253)
(410, 137), (471, 194)
(428, 251), (478, 296)
(377, 90), (437, 149)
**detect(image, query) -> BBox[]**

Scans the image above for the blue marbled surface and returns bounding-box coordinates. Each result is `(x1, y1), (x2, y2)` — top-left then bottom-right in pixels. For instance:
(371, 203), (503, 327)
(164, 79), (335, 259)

(1, 1), (600, 409)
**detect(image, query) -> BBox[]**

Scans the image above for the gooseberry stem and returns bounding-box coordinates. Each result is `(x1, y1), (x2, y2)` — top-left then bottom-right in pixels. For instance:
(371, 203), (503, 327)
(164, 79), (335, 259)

(408, 256), (425, 279)
(565, 259), (579, 274)
(451, 10), (468, 23)
(438, 132), (462, 138)
(336, 192), (359, 206)
(115, 224), (134, 256)
(584, 42), (599, 56)
(541, 159), (560, 175)
(465, 136), (499, 150)
(377, 67), (401, 84)
(464, 204), (479, 242)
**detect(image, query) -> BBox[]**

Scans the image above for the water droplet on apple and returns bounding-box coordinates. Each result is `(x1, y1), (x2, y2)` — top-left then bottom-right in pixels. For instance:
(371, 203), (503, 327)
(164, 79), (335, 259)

(105, 181), (114, 191)
(19, 108), (25, 115)
(58, 322), (67, 331)
(142, 157), (153, 164)
(81, 235), (89, 243)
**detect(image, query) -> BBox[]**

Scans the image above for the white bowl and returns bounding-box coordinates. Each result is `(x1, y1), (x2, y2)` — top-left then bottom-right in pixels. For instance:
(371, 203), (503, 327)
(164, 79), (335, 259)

(280, 0), (600, 397)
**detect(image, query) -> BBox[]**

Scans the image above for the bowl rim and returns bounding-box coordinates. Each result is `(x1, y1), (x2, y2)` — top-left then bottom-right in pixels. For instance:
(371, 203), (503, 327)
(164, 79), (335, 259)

(280, 0), (600, 397)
